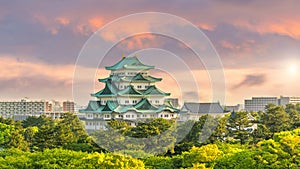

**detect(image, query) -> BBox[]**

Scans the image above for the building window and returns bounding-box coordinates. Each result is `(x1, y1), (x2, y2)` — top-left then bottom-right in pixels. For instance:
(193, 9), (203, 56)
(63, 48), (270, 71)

(137, 85), (142, 89)
(155, 100), (159, 104)
(104, 114), (110, 118)
(164, 114), (169, 118)
(132, 100), (137, 104)
(142, 114), (147, 118)
(125, 100), (129, 104)
(160, 114), (163, 117)
(131, 115), (135, 118)
(137, 115), (140, 118)
(126, 115), (130, 118)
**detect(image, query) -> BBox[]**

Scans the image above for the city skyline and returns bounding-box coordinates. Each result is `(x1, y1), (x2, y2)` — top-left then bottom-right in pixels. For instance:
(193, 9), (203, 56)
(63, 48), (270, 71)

(0, 1), (300, 105)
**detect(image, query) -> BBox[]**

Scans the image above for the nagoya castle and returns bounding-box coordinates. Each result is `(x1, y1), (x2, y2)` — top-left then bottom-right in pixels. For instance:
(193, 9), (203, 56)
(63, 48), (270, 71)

(80, 55), (179, 130)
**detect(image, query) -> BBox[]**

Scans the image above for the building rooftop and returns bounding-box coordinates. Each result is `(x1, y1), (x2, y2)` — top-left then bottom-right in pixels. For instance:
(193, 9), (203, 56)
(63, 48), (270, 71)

(181, 102), (224, 114)
(105, 56), (154, 70)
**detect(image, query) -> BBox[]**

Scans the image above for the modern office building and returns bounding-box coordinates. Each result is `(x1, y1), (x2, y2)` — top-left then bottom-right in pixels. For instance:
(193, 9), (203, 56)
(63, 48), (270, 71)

(280, 96), (300, 105)
(244, 96), (300, 112)
(244, 97), (278, 112)
(80, 55), (179, 130)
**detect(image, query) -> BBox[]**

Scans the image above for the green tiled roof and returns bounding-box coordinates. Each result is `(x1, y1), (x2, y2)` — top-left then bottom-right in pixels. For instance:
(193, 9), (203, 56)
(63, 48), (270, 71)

(130, 73), (162, 82)
(91, 80), (118, 97)
(79, 101), (104, 113)
(82, 101), (101, 111)
(134, 98), (158, 110)
(143, 86), (170, 96)
(101, 101), (119, 113)
(80, 99), (179, 114)
(98, 74), (161, 83)
(114, 105), (131, 113)
(118, 85), (142, 96)
(98, 75), (120, 83)
(105, 56), (154, 70)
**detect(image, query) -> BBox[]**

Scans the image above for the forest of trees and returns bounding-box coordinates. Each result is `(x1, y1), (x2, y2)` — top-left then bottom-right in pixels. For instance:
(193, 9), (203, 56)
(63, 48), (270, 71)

(1, 103), (300, 168)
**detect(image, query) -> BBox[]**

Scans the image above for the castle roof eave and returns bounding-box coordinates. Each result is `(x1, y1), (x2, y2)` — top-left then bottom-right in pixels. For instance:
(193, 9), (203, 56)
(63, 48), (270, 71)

(105, 56), (154, 70)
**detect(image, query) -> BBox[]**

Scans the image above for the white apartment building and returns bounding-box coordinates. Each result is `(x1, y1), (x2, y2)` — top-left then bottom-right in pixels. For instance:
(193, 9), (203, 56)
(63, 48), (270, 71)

(0, 99), (75, 120)
(244, 96), (300, 112)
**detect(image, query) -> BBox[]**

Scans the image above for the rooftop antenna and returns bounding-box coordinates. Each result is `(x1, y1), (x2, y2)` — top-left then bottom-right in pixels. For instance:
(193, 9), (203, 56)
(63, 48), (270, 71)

(122, 53), (125, 59)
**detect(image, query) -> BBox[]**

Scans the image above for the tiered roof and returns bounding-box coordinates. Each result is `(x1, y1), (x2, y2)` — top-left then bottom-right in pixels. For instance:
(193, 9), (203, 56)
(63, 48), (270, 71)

(81, 56), (179, 115)
(142, 86), (170, 96)
(118, 85), (142, 96)
(98, 73), (162, 83)
(105, 56), (154, 70)
(81, 98), (179, 114)
(91, 80), (118, 97)
(91, 83), (168, 97)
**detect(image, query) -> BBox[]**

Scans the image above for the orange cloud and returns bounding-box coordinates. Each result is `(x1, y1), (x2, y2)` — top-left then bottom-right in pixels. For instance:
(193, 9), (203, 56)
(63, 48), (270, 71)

(89, 17), (104, 31)
(119, 34), (156, 50)
(234, 19), (300, 39)
(99, 17), (152, 42)
(220, 40), (240, 50)
(197, 23), (215, 31)
(34, 15), (71, 35)
(55, 17), (70, 26)
(0, 56), (74, 81)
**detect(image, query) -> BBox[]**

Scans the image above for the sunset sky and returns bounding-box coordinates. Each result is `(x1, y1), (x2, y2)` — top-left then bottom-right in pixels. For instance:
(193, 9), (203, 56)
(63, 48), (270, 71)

(1, 1), (300, 106)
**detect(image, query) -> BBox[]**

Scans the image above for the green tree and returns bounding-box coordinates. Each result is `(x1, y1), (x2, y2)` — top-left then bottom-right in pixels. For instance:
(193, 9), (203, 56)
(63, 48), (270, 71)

(261, 104), (290, 138)
(0, 122), (28, 151)
(227, 111), (252, 144)
(285, 104), (300, 129)
(182, 144), (221, 168)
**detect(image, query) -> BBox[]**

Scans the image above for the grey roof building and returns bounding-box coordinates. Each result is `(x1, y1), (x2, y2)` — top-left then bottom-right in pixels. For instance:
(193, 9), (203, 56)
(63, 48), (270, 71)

(179, 102), (225, 121)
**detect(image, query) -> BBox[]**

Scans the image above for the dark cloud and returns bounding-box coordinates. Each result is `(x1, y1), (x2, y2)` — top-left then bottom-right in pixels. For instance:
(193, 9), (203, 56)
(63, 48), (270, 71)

(232, 74), (266, 89)
(0, 1), (300, 69)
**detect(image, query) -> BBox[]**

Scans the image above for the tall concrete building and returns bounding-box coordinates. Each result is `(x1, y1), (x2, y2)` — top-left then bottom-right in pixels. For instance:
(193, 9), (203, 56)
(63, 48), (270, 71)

(63, 101), (75, 113)
(0, 99), (49, 120)
(244, 96), (300, 112)
(0, 99), (75, 120)
(245, 97), (278, 112)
